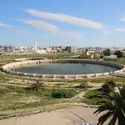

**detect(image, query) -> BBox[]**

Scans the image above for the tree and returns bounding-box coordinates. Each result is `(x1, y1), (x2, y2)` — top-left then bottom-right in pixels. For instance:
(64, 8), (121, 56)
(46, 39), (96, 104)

(103, 49), (110, 56)
(80, 53), (90, 59)
(94, 85), (125, 125)
(76, 82), (90, 89)
(85, 49), (88, 54)
(100, 55), (104, 59)
(114, 50), (123, 58)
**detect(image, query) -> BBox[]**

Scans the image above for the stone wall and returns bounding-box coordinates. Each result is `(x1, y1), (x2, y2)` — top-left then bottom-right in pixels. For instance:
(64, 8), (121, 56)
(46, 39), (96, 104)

(2, 59), (125, 79)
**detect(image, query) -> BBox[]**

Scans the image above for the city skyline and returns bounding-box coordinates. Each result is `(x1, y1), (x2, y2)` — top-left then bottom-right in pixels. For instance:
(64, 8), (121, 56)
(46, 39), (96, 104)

(1, 0), (125, 47)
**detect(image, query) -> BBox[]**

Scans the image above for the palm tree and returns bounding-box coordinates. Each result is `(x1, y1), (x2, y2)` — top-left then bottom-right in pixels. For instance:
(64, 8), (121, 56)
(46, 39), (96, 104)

(101, 80), (116, 93)
(94, 85), (125, 125)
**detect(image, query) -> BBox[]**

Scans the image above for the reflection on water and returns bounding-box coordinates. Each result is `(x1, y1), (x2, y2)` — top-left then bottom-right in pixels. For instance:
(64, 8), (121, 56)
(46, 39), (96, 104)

(17, 63), (119, 75)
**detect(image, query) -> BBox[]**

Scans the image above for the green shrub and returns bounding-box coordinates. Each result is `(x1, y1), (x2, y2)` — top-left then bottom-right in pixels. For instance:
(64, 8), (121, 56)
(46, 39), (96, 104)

(76, 82), (91, 89)
(51, 89), (76, 98)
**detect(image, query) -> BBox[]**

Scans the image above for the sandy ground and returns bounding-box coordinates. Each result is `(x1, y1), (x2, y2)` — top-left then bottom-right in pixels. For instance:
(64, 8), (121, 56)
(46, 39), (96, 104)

(0, 106), (99, 125)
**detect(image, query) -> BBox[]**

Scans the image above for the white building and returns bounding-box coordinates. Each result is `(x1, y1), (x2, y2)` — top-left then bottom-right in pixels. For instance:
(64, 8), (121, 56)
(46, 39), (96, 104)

(71, 46), (77, 53)
(122, 51), (125, 57)
(34, 42), (37, 51)
(104, 55), (117, 59)
(66, 46), (78, 53)
(35, 50), (47, 54)
(86, 50), (95, 55)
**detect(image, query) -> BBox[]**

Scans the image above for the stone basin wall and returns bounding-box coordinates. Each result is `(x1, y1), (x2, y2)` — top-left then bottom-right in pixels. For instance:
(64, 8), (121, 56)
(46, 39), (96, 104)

(2, 59), (125, 79)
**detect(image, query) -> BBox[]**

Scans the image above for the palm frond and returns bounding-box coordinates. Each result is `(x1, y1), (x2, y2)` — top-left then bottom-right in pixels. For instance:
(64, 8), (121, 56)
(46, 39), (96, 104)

(94, 81), (125, 125)
(97, 111), (113, 125)
(94, 102), (114, 115)
(107, 113), (117, 125)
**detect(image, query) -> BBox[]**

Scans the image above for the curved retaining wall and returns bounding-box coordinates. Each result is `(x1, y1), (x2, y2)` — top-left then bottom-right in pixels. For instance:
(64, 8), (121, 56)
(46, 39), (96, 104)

(2, 59), (125, 79)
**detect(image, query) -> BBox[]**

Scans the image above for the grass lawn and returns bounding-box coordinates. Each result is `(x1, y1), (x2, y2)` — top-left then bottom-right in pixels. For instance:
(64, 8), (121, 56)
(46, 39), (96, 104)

(83, 89), (107, 105)
(0, 85), (77, 111)
(104, 58), (125, 65)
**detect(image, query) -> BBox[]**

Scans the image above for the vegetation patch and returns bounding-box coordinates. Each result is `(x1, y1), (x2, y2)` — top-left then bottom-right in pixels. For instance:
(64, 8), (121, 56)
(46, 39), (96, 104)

(0, 85), (76, 111)
(83, 89), (107, 105)
(51, 89), (76, 98)
(104, 58), (125, 65)
(75, 82), (91, 89)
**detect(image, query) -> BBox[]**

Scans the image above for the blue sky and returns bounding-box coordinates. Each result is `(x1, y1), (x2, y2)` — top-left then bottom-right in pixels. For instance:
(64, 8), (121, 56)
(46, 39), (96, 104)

(1, 0), (125, 47)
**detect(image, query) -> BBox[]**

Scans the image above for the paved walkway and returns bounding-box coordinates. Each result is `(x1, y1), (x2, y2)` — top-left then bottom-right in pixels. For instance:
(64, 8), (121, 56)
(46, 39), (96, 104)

(0, 106), (98, 125)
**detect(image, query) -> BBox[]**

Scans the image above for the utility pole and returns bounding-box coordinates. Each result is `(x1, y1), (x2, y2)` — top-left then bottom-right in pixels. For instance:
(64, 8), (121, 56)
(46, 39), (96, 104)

(14, 107), (18, 125)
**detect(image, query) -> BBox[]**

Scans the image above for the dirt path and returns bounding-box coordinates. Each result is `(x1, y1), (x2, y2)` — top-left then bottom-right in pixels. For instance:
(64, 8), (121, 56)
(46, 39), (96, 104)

(0, 83), (29, 88)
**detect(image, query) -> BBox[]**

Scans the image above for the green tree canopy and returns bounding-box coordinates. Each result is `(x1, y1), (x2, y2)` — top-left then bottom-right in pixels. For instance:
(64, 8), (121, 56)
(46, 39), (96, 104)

(114, 50), (123, 58)
(103, 49), (110, 56)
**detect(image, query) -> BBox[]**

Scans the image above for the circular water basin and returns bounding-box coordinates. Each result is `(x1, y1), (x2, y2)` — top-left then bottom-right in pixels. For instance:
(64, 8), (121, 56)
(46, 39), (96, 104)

(16, 63), (120, 75)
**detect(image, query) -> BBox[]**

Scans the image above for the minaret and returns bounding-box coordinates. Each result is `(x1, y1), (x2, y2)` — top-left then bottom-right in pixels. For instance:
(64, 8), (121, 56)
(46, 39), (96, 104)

(34, 42), (37, 51)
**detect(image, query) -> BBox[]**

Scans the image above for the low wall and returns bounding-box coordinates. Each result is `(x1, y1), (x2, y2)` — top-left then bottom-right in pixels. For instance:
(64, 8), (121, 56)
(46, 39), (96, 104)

(2, 59), (125, 79)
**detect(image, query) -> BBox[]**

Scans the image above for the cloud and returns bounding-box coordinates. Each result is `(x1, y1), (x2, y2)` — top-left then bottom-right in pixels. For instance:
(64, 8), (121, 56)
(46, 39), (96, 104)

(120, 18), (125, 21)
(21, 20), (57, 32)
(115, 28), (125, 32)
(21, 20), (82, 38)
(104, 30), (112, 35)
(25, 9), (103, 29)
(0, 23), (11, 28)
(56, 31), (82, 39)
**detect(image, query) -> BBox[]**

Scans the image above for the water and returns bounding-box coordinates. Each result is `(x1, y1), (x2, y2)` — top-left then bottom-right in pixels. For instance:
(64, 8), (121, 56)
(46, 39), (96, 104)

(17, 63), (119, 74)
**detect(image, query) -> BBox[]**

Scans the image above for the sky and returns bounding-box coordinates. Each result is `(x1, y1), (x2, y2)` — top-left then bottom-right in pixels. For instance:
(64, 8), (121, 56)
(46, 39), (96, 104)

(0, 0), (125, 47)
